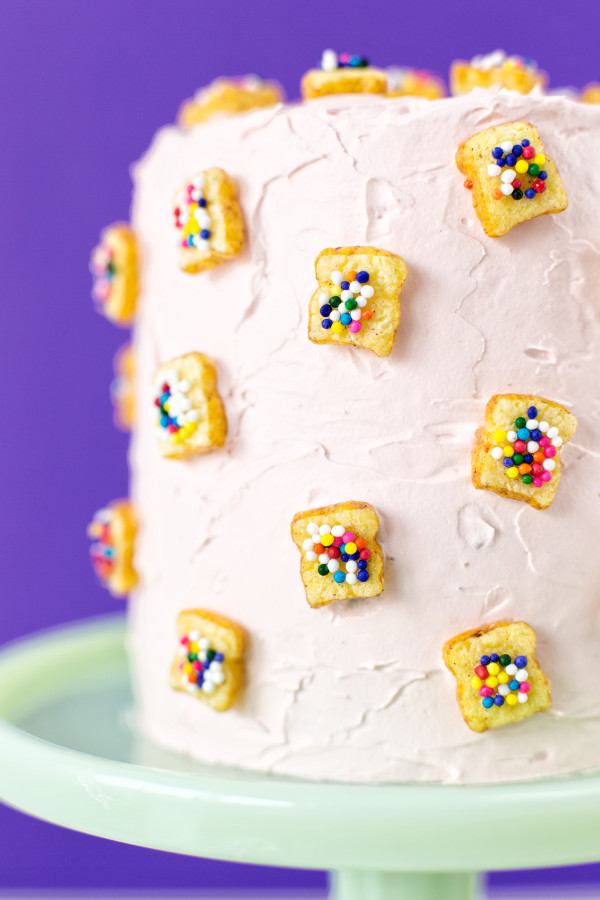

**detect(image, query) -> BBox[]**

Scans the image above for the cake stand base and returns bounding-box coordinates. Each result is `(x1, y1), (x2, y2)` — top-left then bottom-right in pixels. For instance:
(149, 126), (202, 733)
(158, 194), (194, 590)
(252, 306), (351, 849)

(0, 614), (598, 900)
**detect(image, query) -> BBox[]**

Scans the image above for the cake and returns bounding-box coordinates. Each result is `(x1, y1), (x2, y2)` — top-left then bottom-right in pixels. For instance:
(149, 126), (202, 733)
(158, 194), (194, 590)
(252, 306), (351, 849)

(89, 59), (600, 784)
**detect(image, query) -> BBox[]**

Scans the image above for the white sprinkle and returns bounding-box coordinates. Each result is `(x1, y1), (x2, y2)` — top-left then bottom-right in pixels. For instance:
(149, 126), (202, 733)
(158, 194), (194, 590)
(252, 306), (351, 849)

(321, 49), (338, 72)
(501, 168), (516, 183)
(517, 692), (529, 704)
(357, 297), (367, 308)
(319, 523), (331, 535)
(328, 559), (339, 573)
(547, 426), (559, 439)
(318, 553), (329, 564)
(196, 238), (210, 252)
(543, 459), (555, 471)
(319, 292), (330, 305)
(516, 669), (528, 682)
(491, 447), (503, 460)
(198, 637), (210, 650)
(186, 408), (200, 423)
(194, 208), (211, 228)
(498, 684), (510, 697)
(192, 174), (205, 189)
(177, 380), (191, 393)
(188, 629), (199, 642)
(178, 645), (188, 657)
(331, 270), (343, 285)
(210, 669), (225, 685)
(538, 421), (549, 433)
(526, 419), (538, 430)
(360, 284), (374, 299)
(505, 663), (517, 676)
(350, 309), (362, 321)
(501, 183), (514, 195)
(191, 189), (202, 202)
(506, 431), (517, 443)
(345, 573), (358, 585)
(198, 650), (207, 662)
(176, 415), (187, 427)
(331, 525), (345, 537)
(341, 289), (353, 302)
(552, 436), (562, 447)
(202, 680), (216, 694)
(302, 538), (315, 551)
(307, 523), (320, 536)
(501, 140), (514, 153)
(305, 551), (317, 562)
(329, 310), (341, 322)
(350, 281), (361, 294)
(487, 164), (502, 177)
(527, 441), (539, 453)
(346, 560), (358, 573)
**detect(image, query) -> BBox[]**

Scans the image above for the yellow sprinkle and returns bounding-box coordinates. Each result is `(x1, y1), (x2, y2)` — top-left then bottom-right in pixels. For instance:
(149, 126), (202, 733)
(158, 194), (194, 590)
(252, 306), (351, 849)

(486, 676), (499, 688)
(507, 467), (518, 479)
(487, 662), (500, 676)
(533, 153), (546, 166)
(502, 446), (514, 457)
(345, 542), (357, 554)
(184, 663), (192, 675)
(331, 322), (344, 335)
(493, 429), (507, 444)
(321, 534), (334, 547)
(506, 693), (518, 706)
(471, 676), (483, 689)
(515, 159), (529, 174)
(498, 672), (509, 684)
(189, 642), (199, 654)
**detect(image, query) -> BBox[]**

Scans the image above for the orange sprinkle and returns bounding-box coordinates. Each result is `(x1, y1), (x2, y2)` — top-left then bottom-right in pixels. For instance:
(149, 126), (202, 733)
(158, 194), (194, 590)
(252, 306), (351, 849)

(347, 270), (357, 281)
(313, 543), (325, 555)
(518, 464), (532, 475)
(493, 187), (503, 200)
(533, 450), (545, 463)
(464, 178), (473, 189)
(188, 671), (197, 683)
(362, 309), (373, 321)
(355, 538), (367, 550)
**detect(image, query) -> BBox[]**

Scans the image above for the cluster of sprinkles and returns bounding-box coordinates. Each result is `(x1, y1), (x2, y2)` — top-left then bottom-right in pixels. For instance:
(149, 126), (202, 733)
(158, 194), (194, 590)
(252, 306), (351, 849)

(487, 139), (548, 200)
(89, 241), (115, 305)
(303, 523), (371, 584)
(320, 50), (369, 71)
(472, 653), (531, 709)
(320, 269), (374, 335)
(88, 508), (116, 581)
(489, 405), (562, 487)
(174, 173), (212, 251)
(154, 368), (200, 446)
(177, 629), (226, 696)
(470, 50), (538, 73)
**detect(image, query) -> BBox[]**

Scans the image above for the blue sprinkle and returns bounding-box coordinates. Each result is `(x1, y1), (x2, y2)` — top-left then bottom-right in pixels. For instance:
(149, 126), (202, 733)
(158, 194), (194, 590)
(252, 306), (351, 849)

(539, 171), (547, 180)
(320, 304), (332, 317)
(197, 673), (204, 685)
(333, 571), (346, 583)
(198, 198), (207, 207)
(350, 55), (360, 67)
(525, 188), (536, 199)
(358, 559), (368, 570)
(482, 697), (494, 709)
(496, 158), (506, 167)
(341, 280), (350, 290)
(524, 454), (533, 464)
(490, 653), (499, 663)
(187, 235), (194, 246)
(160, 415), (170, 428)
(494, 695), (505, 707)
(514, 655), (528, 668)
(350, 552), (360, 561)
(340, 313), (352, 326)
(215, 652), (224, 663)
(509, 679), (520, 691)
(321, 318), (332, 329)
(517, 428), (530, 441)
(512, 144), (523, 156)
(522, 139), (530, 147)
(356, 270), (369, 283)
(505, 153), (517, 167)
(491, 146), (503, 159)
(160, 392), (170, 405)
(200, 229), (211, 239)
(357, 570), (369, 582)
(530, 429), (542, 442)
(341, 553), (349, 562)
(527, 406), (538, 419)
(480, 655), (491, 666)
(340, 543), (346, 553)
(502, 457), (514, 468)
(104, 547), (114, 557)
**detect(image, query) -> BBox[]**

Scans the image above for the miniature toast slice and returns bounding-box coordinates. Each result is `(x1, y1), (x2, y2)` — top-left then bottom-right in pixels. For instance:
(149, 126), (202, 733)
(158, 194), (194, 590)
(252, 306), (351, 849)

(472, 394), (577, 510)
(171, 609), (246, 711)
(302, 66), (387, 100)
(89, 223), (138, 326)
(386, 67), (446, 99)
(291, 501), (384, 608)
(443, 621), (551, 733)
(177, 76), (284, 128)
(174, 167), (244, 274)
(111, 342), (135, 432)
(581, 83), (600, 103)
(153, 353), (227, 460)
(87, 499), (137, 598)
(308, 246), (406, 357)
(450, 58), (546, 96)
(456, 122), (567, 237)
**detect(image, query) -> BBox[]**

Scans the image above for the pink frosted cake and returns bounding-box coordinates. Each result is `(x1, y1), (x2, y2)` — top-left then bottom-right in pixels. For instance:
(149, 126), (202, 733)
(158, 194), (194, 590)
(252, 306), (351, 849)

(89, 61), (600, 783)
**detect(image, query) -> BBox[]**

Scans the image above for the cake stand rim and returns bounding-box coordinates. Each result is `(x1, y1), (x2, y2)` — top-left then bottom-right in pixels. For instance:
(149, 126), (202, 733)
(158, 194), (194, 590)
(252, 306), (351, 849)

(0, 612), (598, 873)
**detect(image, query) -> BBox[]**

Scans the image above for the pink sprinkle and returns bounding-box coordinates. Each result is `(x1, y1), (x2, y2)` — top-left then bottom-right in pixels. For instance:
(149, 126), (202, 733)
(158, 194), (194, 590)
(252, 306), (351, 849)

(532, 476), (543, 487)
(480, 686), (493, 697)
(513, 440), (527, 453)
(192, 660), (201, 671)
(343, 531), (355, 543)
(541, 471), (552, 482)
(333, 536), (343, 547)
(181, 240), (188, 248)
(167, 424), (178, 434)
(545, 446), (557, 458)
(520, 681), (531, 693)
(511, 178), (521, 189)
(180, 636), (190, 645)
(360, 548), (371, 561)
(532, 463), (544, 476)
(339, 53), (351, 63)
(539, 436), (550, 448)
(349, 321), (362, 333)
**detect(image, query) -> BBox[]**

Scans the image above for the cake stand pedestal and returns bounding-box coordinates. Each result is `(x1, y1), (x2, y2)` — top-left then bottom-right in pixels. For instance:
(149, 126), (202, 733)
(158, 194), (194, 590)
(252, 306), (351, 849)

(0, 615), (599, 900)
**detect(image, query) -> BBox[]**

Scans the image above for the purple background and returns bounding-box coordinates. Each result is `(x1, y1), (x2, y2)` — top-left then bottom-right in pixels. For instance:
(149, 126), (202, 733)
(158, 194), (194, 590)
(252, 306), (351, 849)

(1, 0), (599, 892)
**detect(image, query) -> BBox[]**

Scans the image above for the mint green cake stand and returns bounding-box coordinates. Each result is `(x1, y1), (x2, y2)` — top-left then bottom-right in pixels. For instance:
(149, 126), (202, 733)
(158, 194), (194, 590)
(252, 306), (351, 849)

(0, 614), (599, 900)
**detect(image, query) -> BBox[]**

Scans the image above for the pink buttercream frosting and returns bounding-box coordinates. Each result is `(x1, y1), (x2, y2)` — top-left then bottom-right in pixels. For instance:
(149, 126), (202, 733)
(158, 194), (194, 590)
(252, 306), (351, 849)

(127, 88), (600, 783)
